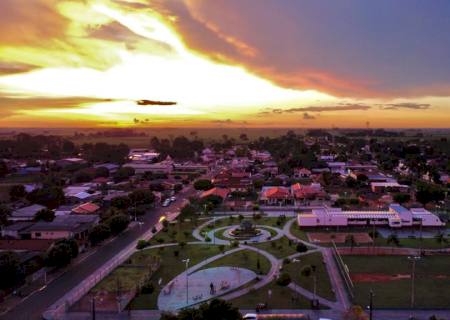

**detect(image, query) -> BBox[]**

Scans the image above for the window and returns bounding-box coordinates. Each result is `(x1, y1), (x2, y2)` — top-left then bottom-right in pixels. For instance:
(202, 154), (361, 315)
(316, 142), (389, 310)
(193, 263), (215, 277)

(35, 232), (41, 237)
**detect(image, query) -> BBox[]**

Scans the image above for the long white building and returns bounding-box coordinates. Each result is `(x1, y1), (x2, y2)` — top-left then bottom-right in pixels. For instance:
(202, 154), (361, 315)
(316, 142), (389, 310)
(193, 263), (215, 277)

(298, 204), (444, 228)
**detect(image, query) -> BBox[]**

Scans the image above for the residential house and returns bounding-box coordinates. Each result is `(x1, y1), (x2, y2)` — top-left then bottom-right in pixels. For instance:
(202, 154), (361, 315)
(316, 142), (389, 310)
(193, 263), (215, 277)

(371, 182), (409, 193)
(10, 204), (46, 222)
(71, 202), (100, 215)
(259, 186), (293, 206)
(25, 215), (99, 241)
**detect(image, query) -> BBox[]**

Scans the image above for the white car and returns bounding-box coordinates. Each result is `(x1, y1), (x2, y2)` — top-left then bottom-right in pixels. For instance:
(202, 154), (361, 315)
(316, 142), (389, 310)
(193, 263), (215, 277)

(243, 314), (257, 320)
(162, 199), (171, 207)
(170, 196), (176, 202)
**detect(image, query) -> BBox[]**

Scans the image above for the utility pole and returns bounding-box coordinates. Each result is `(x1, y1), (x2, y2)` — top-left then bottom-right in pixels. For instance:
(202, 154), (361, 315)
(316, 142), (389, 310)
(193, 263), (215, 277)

(182, 258), (190, 306)
(408, 256), (420, 308)
(91, 296), (96, 320)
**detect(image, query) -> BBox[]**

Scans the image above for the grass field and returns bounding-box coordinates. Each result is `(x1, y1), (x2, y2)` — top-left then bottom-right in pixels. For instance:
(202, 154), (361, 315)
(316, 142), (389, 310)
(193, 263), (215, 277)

(251, 236), (298, 259)
(201, 249), (272, 275)
(343, 255), (450, 308)
(289, 224), (309, 241)
(97, 244), (227, 309)
(151, 220), (201, 244)
(229, 280), (312, 309)
(283, 252), (335, 301)
(200, 216), (286, 236)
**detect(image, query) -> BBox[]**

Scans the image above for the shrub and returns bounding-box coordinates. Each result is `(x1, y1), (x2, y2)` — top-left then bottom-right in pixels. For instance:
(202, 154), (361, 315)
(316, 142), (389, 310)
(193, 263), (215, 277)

(296, 243), (308, 253)
(276, 272), (291, 286)
(136, 240), (150, 250)
(141, 282), (155, 294)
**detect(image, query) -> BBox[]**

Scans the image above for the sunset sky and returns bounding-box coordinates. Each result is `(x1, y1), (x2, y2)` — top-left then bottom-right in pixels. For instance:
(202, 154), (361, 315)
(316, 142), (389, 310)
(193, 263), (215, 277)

(0, 0), (449, 128)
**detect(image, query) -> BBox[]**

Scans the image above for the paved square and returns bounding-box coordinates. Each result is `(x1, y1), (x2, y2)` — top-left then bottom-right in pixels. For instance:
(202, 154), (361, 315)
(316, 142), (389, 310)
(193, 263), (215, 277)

(157, 267), (257, 311)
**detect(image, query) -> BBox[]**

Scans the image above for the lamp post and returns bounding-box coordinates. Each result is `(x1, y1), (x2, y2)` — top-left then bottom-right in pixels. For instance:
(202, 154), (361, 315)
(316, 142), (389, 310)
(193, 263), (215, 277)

(369, 290), (374, 320)
(182, 258), (190, 306)
(408, 256), (421, 308)
(91, 296), (96, 320)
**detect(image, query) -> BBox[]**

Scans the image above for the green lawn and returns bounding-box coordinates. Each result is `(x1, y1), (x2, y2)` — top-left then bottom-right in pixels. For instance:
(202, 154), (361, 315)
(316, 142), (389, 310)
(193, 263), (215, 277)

(229, 280), (313, 309)
(373, 236), (449, 250)
(289, 223), (309, 241)
(201, 249), (272, 275)
(283, 252), (335, 301)
(151, 220), (201, 244)
(251, 236), (298, 259)
(105, 244), (227, 309)
(344, 255), (450, 308)
(201, 216), (287, 235)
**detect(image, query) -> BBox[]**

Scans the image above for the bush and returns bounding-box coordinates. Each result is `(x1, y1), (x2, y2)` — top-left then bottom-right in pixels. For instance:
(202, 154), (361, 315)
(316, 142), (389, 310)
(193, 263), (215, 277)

(89, 224), (111, 245)
(107, 214), (130, 235)
(276, 272), (291, 286)
(136, 240), (150, 250)
(141, 282), (155, 294)
(296, 243), (308, 253)
(283, 258), (291, 265)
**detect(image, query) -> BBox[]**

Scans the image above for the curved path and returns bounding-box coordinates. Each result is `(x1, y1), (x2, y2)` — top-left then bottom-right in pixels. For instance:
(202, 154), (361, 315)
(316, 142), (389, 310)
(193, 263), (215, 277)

(190, 217), (350, 311)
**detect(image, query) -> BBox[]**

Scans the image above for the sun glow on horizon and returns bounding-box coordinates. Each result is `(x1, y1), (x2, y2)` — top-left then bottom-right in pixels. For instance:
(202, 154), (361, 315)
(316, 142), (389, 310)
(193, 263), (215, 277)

(0, 0), (330, 125)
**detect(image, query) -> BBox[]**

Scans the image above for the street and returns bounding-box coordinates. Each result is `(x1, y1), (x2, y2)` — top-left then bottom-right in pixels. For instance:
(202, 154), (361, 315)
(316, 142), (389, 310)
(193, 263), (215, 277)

(0, 185), (198, 320)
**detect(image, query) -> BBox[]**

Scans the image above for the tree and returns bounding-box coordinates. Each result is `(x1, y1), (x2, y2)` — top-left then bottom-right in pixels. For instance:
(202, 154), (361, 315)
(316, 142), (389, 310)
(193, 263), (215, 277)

(9, 184), (26, 201)
(113, 166), (135, 182)
(301, 265), (312, 277)
(0, 160), (11, 177)
(159, 312), (178, 320)
(415, 182), (445, 205)
(387, 234), (400, 247)
(55, 238), (79, 259)
(0, 251), (22, 289)
(343, 305), (369, 320)
(296, 243), (308, 253)
(107, 214), (130, 235)
(0, 204), (11, 226)
(89, 224), (111, 245)
(94, 166), (110, 178)
(180, 204), (196, 219)
(111, 196), (131, 210)
(193, 179), (214, 191)
(197, 299), (242, 320)
(26, 186), (65, 209)
(34, 208), (55, 222)
(276, 272), (292, 286)
(46, 241), (75, 267)
(393, 193), (411, 204)
(345, 234), (356, 251)
(129, 189), (155, 206)
(435, 233), (448, 248)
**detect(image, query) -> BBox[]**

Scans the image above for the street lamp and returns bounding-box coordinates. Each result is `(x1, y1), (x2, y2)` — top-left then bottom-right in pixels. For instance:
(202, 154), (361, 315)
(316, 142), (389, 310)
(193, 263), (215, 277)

(182, 258), (190, 306)
(407, 256), (421, 308)
(367, 290), (374, 320)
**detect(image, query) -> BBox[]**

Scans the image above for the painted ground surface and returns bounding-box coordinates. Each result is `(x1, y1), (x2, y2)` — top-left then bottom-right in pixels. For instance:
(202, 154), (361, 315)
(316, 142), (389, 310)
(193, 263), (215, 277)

(157, 267), (257, 311)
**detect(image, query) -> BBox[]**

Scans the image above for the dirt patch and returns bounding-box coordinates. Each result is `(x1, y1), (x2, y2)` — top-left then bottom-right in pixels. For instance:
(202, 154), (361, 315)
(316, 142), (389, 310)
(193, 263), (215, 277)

(351, 273), (410, 283)
(307, 232), (373, 244)
(338, 247), (416, 255)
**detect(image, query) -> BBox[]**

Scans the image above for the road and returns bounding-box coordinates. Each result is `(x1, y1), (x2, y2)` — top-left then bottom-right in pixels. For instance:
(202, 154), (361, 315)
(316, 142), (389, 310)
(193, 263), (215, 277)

(0, 185), (198, 320)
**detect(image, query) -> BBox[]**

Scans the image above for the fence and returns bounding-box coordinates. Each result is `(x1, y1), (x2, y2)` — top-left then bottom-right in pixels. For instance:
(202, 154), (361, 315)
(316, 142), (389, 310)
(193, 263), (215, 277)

(43, 215), (172, 320)
(331, 241), (354, 301)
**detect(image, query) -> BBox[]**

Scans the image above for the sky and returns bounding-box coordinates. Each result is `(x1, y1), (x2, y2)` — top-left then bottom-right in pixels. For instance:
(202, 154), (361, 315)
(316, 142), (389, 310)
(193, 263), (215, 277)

(0, 0), (449, 128)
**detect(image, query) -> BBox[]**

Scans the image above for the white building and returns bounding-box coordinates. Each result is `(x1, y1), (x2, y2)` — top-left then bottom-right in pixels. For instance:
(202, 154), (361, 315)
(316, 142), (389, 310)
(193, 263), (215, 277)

(298, 204), (444, 228)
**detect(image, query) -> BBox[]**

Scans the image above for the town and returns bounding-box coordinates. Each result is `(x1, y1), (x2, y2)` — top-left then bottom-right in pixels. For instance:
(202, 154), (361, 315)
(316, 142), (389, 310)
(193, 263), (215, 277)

(0, 129), (448, 320)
